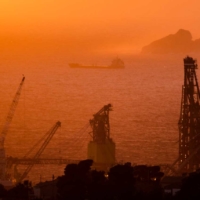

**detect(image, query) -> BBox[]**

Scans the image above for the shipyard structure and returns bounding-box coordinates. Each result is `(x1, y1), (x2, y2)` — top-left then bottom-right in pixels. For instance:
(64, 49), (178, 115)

(3, 56), (200, 185)
(177, 56), (200, 173)
(87, 104), (115, 170)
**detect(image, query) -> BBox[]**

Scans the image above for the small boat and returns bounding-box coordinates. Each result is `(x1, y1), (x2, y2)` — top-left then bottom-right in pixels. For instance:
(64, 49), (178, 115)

(69, 57), (125, 69)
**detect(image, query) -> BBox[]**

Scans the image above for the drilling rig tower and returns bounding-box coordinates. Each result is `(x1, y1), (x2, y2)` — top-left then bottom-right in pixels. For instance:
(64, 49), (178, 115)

(178, 56), (200, 173)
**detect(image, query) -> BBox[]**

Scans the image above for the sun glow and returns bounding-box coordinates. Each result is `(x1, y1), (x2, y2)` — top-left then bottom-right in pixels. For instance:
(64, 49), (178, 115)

(0, 0), (200, 57)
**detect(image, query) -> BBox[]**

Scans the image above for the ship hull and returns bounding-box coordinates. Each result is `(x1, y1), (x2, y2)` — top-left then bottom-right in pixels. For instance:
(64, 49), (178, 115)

(69, 63), (124, 69)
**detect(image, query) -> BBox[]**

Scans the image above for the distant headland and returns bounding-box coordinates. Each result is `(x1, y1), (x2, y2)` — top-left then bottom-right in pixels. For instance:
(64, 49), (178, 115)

(141, 29), (200, 54)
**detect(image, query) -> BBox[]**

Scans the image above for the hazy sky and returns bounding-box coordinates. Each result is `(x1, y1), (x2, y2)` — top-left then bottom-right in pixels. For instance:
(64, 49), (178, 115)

(1, 0), (200, 57)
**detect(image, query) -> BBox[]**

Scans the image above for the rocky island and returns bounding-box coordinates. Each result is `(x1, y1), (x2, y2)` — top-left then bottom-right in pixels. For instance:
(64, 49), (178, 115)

(141, 29), (200, 54)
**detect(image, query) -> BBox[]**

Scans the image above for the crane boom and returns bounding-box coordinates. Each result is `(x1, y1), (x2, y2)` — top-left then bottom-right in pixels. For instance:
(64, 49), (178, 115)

(0, 76), (25, 148)
(18, 121), (61, 182)
(0, 76), (25, 180)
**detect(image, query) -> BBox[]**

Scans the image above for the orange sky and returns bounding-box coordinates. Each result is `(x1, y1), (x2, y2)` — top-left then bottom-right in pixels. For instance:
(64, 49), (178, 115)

(0, 0), (200, 57)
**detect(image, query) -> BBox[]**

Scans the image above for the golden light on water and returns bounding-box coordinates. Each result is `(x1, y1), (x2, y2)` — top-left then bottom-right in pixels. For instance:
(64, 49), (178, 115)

(1, 0), (200, 182)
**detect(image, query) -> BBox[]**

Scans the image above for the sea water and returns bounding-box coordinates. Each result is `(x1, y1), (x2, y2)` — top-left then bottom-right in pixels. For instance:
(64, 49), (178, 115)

(0, 55), (198, 183)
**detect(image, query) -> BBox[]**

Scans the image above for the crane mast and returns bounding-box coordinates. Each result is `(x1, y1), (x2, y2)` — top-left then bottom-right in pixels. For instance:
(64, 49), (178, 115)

(0, 76), (25, 149)
(0, 77), (25, 180)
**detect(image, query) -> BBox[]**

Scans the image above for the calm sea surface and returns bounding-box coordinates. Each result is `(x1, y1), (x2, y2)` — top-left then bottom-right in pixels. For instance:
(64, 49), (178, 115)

(0, 55), (199, 182)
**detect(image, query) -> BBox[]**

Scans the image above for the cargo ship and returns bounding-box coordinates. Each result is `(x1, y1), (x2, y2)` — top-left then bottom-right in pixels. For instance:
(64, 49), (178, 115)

(69, 57), (125, 69)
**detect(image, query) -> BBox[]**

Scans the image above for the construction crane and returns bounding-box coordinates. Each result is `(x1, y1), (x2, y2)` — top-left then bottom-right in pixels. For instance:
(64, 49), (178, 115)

(88, 104), (115, 170)
(89, 103), (112, 143)
(0, 76), (25, 180)
(18, 121), (61, 182)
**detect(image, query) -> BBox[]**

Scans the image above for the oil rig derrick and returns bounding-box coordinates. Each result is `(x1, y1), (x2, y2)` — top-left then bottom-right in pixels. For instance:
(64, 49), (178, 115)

(87, 104), (115, 170)
(178, 56), (200, 173)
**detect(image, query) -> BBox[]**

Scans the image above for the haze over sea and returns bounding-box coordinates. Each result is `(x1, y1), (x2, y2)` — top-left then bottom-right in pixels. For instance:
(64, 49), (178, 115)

(0, 54), (199, 182)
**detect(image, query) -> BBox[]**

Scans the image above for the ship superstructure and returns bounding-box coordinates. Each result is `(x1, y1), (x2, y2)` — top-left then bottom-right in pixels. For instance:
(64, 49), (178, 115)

(69, 58), (125, 69)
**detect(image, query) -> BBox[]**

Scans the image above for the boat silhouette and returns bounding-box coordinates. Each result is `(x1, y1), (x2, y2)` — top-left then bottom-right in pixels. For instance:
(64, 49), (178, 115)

(69, 57), (125, 69)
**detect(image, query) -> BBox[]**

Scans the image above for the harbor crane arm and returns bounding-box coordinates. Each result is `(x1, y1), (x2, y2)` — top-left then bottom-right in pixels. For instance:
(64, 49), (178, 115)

(0, 76), (25, 148)
(89, 104), (112, 142)
(18, 121), (61, 182)
(0, 77), (25, 179)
